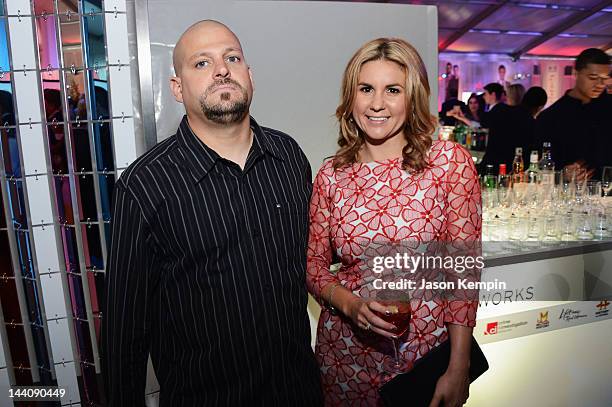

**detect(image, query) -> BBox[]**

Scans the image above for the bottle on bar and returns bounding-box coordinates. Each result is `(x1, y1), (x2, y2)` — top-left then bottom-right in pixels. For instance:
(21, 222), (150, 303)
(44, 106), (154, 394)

(498, 164), (509, 185)
(526, 151), (540, 183)
(483, 164), (496, 190)
(539, 142), (555, 185)
(512, 147), (524, 183)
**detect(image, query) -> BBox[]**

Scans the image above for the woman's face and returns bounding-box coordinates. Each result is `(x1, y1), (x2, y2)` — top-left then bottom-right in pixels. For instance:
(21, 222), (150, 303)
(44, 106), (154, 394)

(468, 97), (479, 113)
(351, 59), (407, 143)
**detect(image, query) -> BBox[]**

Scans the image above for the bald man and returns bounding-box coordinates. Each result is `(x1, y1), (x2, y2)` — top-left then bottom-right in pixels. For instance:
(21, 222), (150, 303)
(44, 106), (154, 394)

(103, 20), (323, 406)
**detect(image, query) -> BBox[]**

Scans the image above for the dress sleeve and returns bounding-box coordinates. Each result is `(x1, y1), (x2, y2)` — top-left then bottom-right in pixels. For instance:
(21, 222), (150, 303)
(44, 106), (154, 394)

(443, 143), (482, 328)
(306, 163), (340, 306)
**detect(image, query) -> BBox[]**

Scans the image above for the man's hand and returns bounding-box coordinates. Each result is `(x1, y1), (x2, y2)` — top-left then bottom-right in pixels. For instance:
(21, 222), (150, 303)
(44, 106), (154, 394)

(564, 161), (594, 182)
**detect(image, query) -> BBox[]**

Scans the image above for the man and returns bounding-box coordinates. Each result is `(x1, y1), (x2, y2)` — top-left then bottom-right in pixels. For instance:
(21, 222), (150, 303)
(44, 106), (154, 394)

(448, 64), (460, 98)
(443, 62), (454, 101)
(479, 82), (528, 173)
(497, 64), (510, 90)
(536, 48), (610, 179)
(103, 20), (323, 406)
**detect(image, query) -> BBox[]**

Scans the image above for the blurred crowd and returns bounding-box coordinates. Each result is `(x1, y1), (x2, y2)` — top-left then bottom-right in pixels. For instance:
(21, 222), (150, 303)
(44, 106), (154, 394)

(439, 48), (611, 180)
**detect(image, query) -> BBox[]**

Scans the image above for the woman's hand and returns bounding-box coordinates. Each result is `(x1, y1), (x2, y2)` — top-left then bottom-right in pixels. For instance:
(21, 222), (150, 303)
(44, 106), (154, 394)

(346, 297), (398, 339)
(428, 366), (470, 407)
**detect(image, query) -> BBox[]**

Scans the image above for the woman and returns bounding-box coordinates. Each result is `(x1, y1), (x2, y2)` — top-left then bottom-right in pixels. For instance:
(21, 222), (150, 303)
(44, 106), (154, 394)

(446, 93), (484, 128)
(506, 83), (525, 106)
(306, 38), (481, 406)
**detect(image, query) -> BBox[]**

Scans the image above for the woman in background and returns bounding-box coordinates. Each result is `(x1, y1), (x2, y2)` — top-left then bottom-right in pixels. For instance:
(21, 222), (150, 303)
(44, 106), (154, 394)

(506, 83), (525, 106)
(306, 38), (481, 406)
(446, 92), (485, 128)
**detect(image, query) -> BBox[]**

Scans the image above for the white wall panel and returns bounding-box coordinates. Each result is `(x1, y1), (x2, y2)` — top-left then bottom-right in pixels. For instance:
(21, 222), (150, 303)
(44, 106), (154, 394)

(108, 65), (134, 117)
(6, 16), (37, 71)
(103, 0), (127, 13)
(32, 225), (61, 274)
(47, 318), (73, 364)
(40, 273), (68, 320)
(25, 175), (54, 225)
(113, 117), (136, 168)
(105, 13), (130, 65)
(54, 361), (80, 406)
(12, 73), (42, 124)
(5, 0), (31, 17)
(19, 124), (47, 176)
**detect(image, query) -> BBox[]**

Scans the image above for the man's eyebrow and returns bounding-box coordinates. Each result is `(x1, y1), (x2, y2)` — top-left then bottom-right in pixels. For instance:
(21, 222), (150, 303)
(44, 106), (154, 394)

(189, 47), (243, 61)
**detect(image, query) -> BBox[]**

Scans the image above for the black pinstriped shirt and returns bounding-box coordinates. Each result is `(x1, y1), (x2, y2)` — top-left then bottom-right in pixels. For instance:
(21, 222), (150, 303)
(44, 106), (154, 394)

(103, 115), (323, 406)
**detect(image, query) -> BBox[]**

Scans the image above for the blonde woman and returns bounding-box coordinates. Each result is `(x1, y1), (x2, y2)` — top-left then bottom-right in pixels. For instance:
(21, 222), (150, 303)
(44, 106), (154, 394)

(306, 38), (481, 406)
(506, 83), (525, 106)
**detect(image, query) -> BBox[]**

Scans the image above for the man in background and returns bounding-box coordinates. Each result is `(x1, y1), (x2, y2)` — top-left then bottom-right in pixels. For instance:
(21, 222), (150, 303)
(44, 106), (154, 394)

(536, 48), (610, 179)
(103, 20), (323, 406)
(479, 82), (525, 172)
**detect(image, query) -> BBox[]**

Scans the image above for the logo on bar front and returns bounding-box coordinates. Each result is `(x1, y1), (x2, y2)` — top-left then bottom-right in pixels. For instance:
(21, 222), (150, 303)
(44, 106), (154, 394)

(595, 301), (610, 318)
(536, 311), (549, 329)
(484, 322), (498, 335)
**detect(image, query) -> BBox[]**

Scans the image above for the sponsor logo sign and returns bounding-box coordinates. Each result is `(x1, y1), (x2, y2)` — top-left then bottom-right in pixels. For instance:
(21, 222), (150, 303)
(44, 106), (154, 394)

(536, 311), (549, 329)
(483, 319), (527, 335)
(595, 301), (610, 318)
(558, 308), (588, 322)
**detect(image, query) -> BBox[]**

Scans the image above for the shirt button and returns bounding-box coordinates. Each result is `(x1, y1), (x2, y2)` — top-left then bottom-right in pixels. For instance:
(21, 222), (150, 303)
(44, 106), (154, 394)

(252, 229), (260, 238)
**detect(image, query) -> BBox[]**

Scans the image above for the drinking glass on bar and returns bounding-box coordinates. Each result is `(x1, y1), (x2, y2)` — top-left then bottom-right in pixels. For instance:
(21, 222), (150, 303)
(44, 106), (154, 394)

(602, 167), (612, 197)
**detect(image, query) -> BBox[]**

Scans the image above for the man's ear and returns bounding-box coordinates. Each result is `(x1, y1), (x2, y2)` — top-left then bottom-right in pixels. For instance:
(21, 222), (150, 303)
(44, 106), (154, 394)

(248, 66), (254, 92)
(170, 76), (184, 103)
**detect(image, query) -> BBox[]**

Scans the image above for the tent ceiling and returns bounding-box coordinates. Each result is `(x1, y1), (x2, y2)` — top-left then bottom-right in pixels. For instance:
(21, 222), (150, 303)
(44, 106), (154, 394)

(344, 0), (612, 58)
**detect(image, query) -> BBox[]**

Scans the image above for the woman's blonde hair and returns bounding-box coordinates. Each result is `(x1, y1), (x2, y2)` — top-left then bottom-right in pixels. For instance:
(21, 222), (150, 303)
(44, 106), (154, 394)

(333, 38), (436, 171)
(506, 83), (525, 106)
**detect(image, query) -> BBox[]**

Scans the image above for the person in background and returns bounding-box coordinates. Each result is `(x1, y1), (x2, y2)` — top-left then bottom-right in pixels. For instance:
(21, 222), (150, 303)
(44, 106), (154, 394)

(307, 37), (480, 407)
(445, 92), (484, 128)
(447, 64), (460, 99)
(506, 83), (525, 106)
(536, 48), (610, 180)
(440, 87), (467, 126)
(479, 82), (525, 173)
(519, 86), (548, 162)
(444, 62), (454, 101)
(497, 64), (510, 90)
(103, 19), (323, 406)
(521, 86), (548, 119)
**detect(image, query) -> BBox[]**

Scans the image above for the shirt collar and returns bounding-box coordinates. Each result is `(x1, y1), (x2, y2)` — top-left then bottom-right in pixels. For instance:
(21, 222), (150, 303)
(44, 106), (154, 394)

(176, 115), (287, 183)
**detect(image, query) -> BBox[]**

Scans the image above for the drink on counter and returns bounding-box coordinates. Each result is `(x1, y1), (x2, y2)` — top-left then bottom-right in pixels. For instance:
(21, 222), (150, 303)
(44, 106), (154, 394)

(512, 147), (524, 183)
(526, 151), (540, 183)
(539, 142), (555, 185)
(484, 164), (497, 190)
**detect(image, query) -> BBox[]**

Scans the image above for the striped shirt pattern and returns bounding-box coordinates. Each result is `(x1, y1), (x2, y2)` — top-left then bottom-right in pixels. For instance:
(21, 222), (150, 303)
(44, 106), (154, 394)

(103, 115), (323, 406)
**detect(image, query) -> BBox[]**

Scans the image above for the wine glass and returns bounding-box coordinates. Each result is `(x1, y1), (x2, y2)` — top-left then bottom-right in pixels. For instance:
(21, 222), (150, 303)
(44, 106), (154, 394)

(602, 167), (612, 198)
(375, 289), (411, 373)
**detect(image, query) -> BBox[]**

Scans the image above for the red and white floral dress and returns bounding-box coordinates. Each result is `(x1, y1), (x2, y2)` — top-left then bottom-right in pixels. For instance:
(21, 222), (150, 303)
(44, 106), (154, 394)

(306, 140), (482, 406)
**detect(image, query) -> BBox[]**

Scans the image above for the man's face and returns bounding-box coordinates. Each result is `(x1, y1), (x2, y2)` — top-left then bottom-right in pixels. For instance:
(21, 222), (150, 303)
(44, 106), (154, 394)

(171, 23), (253, 125)
(453, 66), (459, 77)
(498, 67), (506, 81)
(483, 90), (496, 105)
(574, 63), (610, 100)
(446, 63), (452, 75)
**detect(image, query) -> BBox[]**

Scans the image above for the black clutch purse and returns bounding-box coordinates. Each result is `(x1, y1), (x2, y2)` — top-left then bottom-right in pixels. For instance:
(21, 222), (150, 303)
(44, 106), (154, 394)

(379, 336), (488, 407)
